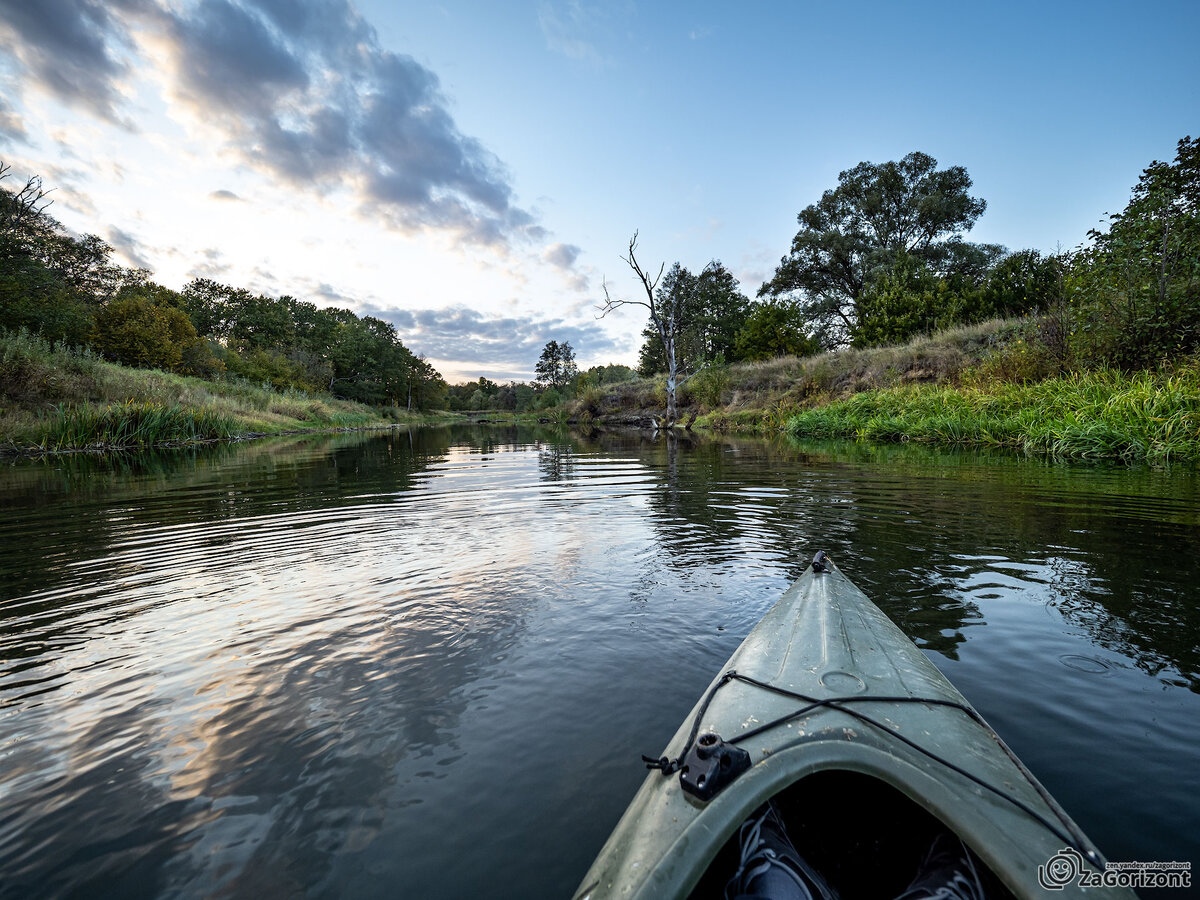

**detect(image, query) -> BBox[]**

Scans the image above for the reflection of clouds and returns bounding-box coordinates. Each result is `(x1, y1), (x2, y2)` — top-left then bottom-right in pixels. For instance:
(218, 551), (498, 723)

(0, 433), (548, 896)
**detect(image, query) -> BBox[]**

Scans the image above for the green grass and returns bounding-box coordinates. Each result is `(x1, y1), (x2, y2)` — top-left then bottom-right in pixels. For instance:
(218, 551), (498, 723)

(1, 329), (446, 453)
(33, 400), (239, 450)
(785, 364), (1200, 462)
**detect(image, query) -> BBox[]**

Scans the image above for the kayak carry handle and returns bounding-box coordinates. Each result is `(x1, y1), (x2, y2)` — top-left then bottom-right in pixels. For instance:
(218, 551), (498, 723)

(812, 550), (830, 573)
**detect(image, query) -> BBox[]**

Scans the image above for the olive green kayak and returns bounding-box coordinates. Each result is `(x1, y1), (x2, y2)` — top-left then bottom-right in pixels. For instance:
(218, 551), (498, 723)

(574, 552), (1135, 899)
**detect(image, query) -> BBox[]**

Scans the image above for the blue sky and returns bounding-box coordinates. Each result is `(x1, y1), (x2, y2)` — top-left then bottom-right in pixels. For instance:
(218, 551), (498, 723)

(1, 0), (1196, 381)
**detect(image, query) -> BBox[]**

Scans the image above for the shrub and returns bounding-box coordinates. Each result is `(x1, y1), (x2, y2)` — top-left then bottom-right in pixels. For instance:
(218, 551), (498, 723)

(91, 294), (218, 374)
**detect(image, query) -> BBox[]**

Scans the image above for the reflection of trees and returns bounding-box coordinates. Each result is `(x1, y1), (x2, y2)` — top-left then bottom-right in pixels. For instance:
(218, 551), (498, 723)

(556, 429), (1199, 679)
(0, 430), (457, 679)
(563, 429), (980, 654)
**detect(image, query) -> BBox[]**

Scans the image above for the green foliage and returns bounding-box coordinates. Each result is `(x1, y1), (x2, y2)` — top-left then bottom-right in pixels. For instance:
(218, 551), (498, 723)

(220, 346), (317, 391)
(854, 254), (960, 346)
(34, 400), (238, 450)
(682, 363), (731, 408)
(638, 261), (750, 374)
(734, 297), (820, 360)
(786, 363), (1200, 462)
(975, 250), (1065, 320)
(761, 151), (995, 347)
(1068, 136), (1200, 369)
(0, 162), (449, 411)
(181, 278), (444, 408)
(91, 294), (218, 374)
(514, 383), (537, 412)
(0, 250), (95, 345)
(447, 377), (503, 410)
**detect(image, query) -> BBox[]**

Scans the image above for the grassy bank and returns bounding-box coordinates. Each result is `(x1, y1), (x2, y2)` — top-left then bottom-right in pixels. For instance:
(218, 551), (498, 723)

(570, 319), (1019, 429)
(785, 365), (1200, 462)
(566, 319), (1200, 463)
(0, 330), (450, 453)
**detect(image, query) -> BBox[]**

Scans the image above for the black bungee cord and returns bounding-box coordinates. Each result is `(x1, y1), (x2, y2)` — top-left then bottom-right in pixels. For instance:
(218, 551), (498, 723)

(642, 668), (1103, 872)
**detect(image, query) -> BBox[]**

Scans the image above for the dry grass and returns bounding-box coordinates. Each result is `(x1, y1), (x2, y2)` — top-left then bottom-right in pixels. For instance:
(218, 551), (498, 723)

(702, 319), (1023, 431)
(563, 319), (1024, 432)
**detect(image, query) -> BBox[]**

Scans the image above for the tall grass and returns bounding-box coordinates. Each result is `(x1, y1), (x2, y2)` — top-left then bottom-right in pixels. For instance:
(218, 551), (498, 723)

(35, 401), (238, 450)
(1, 328), (428, 453)
(785, 364), (1200, 462)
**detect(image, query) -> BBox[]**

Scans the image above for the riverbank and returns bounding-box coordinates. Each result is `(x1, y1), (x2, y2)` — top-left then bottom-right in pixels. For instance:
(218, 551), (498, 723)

(569, 319), (1200, 463)
(784, 365), (1200, 463)
(0, 330), (453, 454)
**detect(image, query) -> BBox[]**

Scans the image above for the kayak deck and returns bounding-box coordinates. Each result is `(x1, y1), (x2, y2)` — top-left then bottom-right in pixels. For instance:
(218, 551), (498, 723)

(574, 554), (1131, 900)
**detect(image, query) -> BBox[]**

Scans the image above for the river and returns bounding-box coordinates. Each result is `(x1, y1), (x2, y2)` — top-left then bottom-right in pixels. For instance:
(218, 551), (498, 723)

(1, 426), (1197, 898)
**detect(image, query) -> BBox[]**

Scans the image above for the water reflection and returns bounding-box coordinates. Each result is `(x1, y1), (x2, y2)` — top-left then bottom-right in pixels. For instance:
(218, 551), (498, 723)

(0, 427), (1197, 898)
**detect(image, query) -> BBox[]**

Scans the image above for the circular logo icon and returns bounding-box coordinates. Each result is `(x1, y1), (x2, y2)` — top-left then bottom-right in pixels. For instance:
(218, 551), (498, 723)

(1038, 848), (1083, 890)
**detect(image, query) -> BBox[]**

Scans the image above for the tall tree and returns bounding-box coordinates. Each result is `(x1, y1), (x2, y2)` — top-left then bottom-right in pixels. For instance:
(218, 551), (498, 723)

(534, 339), (578, 391)
(638, 260), (750, 373)
(734, 298), (820, 360)
(760, 151), (994, 347)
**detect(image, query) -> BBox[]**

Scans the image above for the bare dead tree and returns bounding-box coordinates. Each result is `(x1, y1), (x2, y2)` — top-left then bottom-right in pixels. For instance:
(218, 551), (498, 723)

(0, 161), (54, 236)
(597, 231), (689, 428)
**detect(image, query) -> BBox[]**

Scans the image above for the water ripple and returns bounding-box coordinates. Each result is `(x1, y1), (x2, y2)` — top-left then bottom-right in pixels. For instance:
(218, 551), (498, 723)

(0, 430), (1197, 898)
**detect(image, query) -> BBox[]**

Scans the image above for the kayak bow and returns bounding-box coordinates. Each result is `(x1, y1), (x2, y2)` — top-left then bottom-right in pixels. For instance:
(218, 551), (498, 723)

(574, 552), (1132, 899)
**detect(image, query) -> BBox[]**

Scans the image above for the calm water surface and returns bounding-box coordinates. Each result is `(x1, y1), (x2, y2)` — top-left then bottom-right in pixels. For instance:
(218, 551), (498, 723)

(1, 426), (1197, 898)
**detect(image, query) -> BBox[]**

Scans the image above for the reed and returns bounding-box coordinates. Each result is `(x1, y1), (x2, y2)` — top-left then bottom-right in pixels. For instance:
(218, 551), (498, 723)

(32, 401), (239, 450)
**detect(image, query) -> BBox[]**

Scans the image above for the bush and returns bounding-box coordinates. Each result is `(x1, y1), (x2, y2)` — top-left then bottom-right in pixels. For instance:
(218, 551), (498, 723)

(221, 346), (313, 392)
(91, 294), (219, 374)
(683, 364), (731, 408)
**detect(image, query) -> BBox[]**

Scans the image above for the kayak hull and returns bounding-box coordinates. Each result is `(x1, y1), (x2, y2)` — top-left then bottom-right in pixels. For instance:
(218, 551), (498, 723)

(574, 557), (1132, 899)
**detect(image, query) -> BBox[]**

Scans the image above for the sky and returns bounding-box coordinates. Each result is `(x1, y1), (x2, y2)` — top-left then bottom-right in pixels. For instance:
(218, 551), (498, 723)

(1, 1), (1197, 383)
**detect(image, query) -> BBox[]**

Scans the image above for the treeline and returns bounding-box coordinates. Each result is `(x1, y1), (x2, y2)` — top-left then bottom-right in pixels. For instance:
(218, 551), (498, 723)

(446, 361), (636, 412)
(637, 137), (1199, 384)
(0, 162), (446, 409)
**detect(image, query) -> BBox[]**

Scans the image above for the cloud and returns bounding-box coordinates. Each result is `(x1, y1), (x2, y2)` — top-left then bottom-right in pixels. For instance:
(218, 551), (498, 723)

(543, 242), (581, 269)
(1, 0), (551, 251)
(538, 1), (607, 64)
(209, 188), (243, 201)
(156, 0), (543, 249)
(187, 246), (232, 280)
(542, 241), (590, 291)
(0, 0), (135, 126)
(106, 225), (153, 269)
(361, 303), (618, 369)
(0, 94), (28, 145)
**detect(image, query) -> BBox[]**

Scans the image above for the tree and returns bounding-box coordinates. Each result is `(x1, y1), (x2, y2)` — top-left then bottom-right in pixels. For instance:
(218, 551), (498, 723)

(734, 298), (820, 360)
(1069, 135), (1200, 367)
(534, 339), (578, 391)
(760, 152), (993, 347)
(91, 294), (217, 373)
(599, 233), (695, 426)
(0, 161), (54, 237)
(638, 260), (750, 374)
